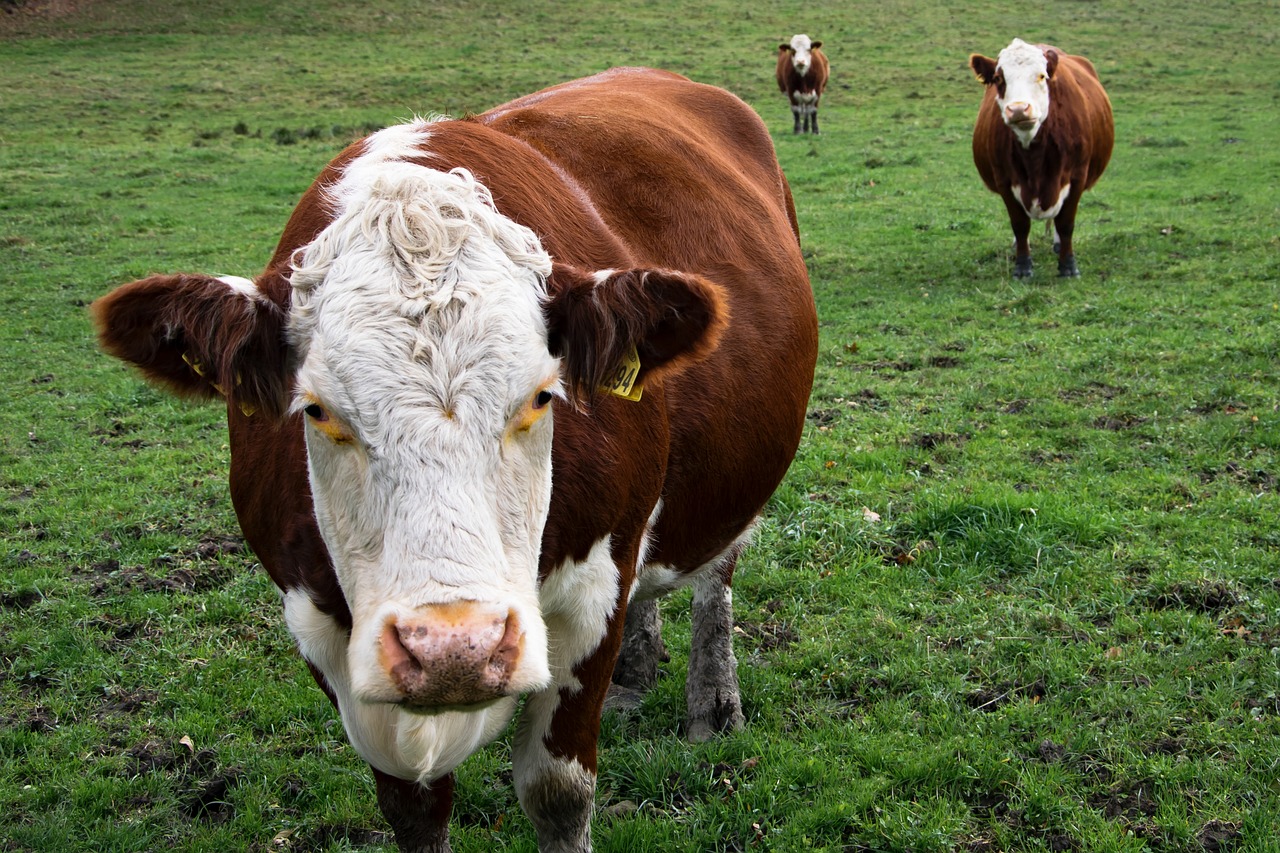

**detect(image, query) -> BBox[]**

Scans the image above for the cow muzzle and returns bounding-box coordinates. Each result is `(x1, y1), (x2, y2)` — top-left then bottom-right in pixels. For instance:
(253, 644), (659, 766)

(378, 601), (525, 709)
(1003, 101), (1036, 128)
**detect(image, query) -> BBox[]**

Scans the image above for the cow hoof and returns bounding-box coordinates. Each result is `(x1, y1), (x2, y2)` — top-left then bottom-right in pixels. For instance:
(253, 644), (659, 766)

(1013, 260), (1034, 279)
(1058, 256), (1080, 277)
(686, 694), (744, 743)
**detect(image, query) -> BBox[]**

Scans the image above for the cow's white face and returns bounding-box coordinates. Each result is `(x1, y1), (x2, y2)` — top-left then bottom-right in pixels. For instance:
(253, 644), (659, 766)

(287, 131), (556, 725)
(788, 34), (815, 76)
(993, 39), (1053, 147)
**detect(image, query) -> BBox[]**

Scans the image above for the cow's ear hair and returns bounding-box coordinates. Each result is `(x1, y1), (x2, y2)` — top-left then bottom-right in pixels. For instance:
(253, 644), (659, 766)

(543, 263), (727, 403)
(810, 41), (823, 50)
(1043, 49), (1060, 80)
(92, 273), (290, 419)
(969, 54), (998, 85)
(778, 43), (790, 52)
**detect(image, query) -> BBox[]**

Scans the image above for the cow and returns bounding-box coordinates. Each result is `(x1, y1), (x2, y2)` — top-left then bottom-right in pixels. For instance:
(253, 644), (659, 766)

(969, 38), (1114, 278)
(776, 34), (829, 134)
(92, 67), (818, 852)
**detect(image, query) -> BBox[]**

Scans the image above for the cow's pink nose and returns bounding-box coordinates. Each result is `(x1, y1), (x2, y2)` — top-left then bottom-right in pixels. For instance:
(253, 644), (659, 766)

(379, 602), (524, 708)
(1005, 102), (1034, 123)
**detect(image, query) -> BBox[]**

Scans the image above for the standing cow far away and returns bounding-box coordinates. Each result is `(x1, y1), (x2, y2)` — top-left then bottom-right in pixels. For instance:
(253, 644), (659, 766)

(776, 33), (829, 134)
(970, 38), (1114, 278)
(93, 67), (818, 852)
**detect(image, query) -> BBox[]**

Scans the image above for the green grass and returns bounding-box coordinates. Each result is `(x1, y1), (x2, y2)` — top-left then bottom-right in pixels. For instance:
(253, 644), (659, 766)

(3, 0), (1279, 850)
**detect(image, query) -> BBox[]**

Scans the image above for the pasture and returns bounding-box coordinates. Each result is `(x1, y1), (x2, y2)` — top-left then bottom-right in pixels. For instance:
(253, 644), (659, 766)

(2, 0), (1278, 850)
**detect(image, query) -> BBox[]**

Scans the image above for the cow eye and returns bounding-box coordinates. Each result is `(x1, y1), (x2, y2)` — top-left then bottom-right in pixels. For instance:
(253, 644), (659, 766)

(303, 403), (328, 422)
(533, 390), (554, 410)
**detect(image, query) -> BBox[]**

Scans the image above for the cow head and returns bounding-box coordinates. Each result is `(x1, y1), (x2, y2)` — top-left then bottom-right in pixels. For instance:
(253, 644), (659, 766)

(93, 140), (725, 778)
(780, 34), (822, 76)
(970, 38), (1059, 147)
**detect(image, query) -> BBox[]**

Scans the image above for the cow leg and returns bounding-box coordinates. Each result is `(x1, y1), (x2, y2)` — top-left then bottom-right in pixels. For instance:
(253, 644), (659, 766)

(686, 559), (744, 742)
(514, 622), (627, 852)
(810, 107), (820, 135)
(1053, 190), (1085, 277)
(612, 596), (667, 691)
(373, 769), (454, 853)
(791, 103), (802, 134)
(516, 541), (638, 852)
(1000, 190), (1034, 279)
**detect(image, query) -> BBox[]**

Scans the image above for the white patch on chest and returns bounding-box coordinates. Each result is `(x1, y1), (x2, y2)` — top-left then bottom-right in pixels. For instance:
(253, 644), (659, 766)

(1012, 182), (1071, 221)
(538, 536), (621, 689)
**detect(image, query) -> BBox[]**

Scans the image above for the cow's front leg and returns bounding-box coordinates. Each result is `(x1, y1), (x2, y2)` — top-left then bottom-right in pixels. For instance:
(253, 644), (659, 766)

(374, 769), (454, 853)
(686, 559), (744, 742)
(514, 620), (627, 852)
(516, 540), (635, 851)
(1000, 190), (1034, 279)
(791, 101), (803, 134)
(1053, 190), (1084, 277)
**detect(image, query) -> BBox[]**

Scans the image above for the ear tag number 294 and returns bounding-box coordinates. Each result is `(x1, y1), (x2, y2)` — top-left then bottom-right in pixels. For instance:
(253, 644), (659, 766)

(604, 344), (643, 402)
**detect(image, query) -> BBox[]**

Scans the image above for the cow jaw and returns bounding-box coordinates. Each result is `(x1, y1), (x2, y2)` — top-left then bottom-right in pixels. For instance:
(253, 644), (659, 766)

(995, 39), (1052, 147)
(288, 157), (557, 713)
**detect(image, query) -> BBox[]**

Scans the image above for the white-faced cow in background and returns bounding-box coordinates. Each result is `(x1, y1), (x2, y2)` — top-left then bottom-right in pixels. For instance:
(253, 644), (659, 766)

(776, 34), (829, 134)
(94, 67), (818, 852)
(970, 38), (1114, 278)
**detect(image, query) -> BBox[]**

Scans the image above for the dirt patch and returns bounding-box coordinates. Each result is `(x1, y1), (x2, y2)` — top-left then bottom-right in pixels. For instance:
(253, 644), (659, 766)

(966, 678), (1047, 713)
(1093, 413), (1149, 431)
(928, 355), (961, 368)
(0, 589), (42, 610)
(1196, 820), (1241, 852)
(1060, 381), (1125, 402)
(735, 618), (797, 652)
(909, 431), (967, 450)
(1146, 580), (1239, 614)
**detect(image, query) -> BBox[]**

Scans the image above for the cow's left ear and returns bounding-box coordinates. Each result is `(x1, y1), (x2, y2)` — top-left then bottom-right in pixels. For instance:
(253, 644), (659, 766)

(810, 41), (823, 50)
(1043, 49), (1060, 80)
(543, 263), (727, 402)
(969, 53), (998, 85)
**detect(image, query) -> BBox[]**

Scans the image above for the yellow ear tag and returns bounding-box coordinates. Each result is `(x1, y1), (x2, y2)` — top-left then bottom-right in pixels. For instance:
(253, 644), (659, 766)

(603, 344), (644, 402)
(181, 351), (206, 376)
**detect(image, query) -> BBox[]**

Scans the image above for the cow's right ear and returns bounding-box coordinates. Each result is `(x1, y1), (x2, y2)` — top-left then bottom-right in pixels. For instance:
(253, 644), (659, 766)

(92, 273), (290, 419)
(969, 54), (998, 85)
(810, 41), (823, 50)
(778, 43), (791, 52)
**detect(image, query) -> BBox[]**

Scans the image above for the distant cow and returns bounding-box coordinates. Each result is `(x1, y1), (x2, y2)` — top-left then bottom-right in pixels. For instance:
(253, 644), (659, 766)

(777, 34), (829, 134)
(94, 67), (817, 852)
(970, 38), (1114, 278)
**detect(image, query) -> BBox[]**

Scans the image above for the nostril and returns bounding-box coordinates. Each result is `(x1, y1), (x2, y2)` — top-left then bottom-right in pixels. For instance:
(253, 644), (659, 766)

(381, 620), (421, 675)
(487, 609), (522, 677)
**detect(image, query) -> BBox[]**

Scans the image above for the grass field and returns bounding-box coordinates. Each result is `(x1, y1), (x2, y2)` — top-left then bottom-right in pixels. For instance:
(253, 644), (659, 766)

(2, 0), (1279, 850)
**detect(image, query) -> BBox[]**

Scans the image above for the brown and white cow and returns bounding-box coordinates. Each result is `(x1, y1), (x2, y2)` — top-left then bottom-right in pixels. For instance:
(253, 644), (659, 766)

(776, 34), (829, 134)
(93, 67), (818, 852)
(970, 38), (1114, 278)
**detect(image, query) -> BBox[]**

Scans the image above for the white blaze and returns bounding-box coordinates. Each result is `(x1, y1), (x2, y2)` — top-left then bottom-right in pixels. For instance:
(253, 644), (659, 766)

(284, 120), (558, 736)
(789, 34), (815, 76)
(994, 38), (1053, 147)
